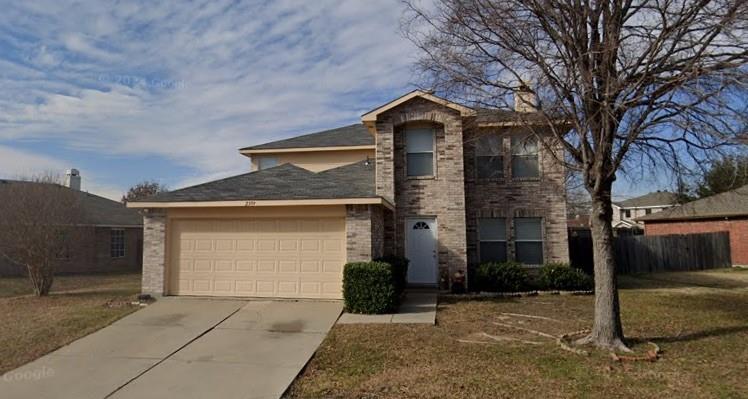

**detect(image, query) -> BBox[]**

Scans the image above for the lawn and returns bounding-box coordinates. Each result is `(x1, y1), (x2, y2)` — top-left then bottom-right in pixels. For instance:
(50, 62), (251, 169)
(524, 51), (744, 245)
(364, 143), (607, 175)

(287, 268), (748, 399)
(0, 272), (142, 374)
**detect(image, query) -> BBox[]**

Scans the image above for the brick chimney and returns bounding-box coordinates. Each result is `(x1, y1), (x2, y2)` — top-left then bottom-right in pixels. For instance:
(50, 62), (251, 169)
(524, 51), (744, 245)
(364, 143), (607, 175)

(514, 83), (537, 112)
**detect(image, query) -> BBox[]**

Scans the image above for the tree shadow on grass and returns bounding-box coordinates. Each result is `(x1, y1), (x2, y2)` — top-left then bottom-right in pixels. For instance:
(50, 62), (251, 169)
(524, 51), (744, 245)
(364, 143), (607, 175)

(629, 325), (748, 345)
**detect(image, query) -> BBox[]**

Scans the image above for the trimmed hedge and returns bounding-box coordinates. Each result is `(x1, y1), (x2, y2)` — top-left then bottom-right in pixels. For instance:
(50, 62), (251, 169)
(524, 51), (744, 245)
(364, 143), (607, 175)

(475, 261), (529, 292)
(374, 255), (409, 295)
(343, 261), (398, 314)
(539, 263), (594, 291)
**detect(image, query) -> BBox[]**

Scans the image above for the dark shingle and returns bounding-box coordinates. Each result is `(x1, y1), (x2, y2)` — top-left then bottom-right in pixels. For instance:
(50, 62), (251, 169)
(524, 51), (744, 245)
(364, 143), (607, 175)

(616, 191), (678, 208)
(0, 179), (141, 226)
(475, 108), (550, 124)
(638, 185), (748, 222)
(241, 124), (373, 151)
(141, 160), (376, 203)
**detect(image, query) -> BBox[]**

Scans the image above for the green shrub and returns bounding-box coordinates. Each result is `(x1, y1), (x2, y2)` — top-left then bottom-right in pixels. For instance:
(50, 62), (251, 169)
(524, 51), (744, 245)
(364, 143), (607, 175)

(343, 261), (398, 314)
(539, 263), (594, 291)
(375, 255), (409, 295)
(475, 261), (529, 292)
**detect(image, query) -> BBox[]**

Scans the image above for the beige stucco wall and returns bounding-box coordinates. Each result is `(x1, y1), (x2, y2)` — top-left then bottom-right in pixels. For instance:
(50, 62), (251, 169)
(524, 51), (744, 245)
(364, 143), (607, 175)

(250, 149), (374, 172)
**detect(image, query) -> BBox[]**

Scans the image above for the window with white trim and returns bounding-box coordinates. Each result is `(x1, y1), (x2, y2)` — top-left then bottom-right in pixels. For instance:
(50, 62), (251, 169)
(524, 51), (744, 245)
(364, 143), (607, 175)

(514, 218), (543, 264)
(511, 136), (539, 178)
(111, 229), (125, 258)
(478, 218), (507, 262)
(476, 134), (504, 179)
(406, 127), (435, 177)
(257, 156), (278, 170)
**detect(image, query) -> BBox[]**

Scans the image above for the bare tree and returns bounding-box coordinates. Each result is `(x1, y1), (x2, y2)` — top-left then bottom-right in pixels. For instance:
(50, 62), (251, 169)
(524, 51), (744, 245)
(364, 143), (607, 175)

(0, 174), (86, 296)
(121, 180), (169, 204)
(404, 0), (747, 350)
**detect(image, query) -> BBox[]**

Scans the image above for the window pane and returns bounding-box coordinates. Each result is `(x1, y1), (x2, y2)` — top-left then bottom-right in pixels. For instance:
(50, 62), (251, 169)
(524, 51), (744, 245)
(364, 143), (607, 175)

(515, 242), (543, 264)
(478, 218), (506, 241)
(258, 157), (278, 170)
(480, 241), (508, 263)
(512, 155), (539, 178)
(406, 128), (434, 153)
(407, 153), (434, 176)
(476, 134), (502, 156)
(511, 136), (538, 156)
(477, 156), (503, 179)
(515, 218), (542, 240)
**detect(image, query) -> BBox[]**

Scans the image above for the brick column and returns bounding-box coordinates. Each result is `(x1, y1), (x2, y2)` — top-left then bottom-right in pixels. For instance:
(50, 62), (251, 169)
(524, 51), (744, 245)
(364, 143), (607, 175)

(141, 209), (167, 296)
(346, 204), (373, 262)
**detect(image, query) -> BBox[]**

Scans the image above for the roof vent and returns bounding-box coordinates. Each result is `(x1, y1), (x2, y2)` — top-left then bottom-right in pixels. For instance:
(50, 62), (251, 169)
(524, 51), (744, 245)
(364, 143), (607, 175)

(64, 169), (81, 191)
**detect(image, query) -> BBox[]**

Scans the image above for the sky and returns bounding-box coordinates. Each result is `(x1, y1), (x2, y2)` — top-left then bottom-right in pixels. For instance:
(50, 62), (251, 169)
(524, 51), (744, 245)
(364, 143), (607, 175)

(0, 0), (660, 201)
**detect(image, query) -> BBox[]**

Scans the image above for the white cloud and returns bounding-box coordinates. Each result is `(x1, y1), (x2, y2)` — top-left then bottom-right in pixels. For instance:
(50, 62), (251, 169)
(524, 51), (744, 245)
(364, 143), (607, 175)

(0, 1), (416, 185)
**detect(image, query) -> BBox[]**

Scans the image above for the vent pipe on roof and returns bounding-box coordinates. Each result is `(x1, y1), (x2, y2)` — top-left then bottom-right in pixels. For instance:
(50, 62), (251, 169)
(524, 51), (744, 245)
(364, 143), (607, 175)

(64, 169), (81, 191)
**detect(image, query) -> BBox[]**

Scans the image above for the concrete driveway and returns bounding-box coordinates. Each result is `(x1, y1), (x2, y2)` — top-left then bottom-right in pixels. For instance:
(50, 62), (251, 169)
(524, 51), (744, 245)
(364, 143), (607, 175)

(0, 298), (342, 399)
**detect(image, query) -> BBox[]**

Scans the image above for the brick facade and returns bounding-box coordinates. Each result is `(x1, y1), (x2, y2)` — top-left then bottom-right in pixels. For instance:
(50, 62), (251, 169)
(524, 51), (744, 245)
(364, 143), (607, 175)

(0, 226), (142, 277)
(375, 97), (469, 288)
(345, 204), (385, 263)
(141, 210), (167, 296)
(463, 127), (569, 268)
(645, 218), (748, 265)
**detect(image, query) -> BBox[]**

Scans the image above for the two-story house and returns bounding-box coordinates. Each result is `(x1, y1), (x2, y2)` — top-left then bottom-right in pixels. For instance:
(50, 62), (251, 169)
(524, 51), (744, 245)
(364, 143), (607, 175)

(611, 191), (678, 234)
(129, 90), (568, 299)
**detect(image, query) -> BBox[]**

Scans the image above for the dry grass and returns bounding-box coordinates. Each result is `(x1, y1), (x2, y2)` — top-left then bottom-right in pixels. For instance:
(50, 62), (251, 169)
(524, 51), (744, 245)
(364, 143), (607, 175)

(288, 269), (748, 399)
(0, 273), (141, 374)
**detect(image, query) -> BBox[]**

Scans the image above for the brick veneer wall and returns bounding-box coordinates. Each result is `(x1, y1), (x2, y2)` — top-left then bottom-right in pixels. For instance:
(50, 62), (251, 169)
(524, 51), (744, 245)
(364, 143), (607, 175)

(463, 127), (569, 267)
(346, 204), (385, 262)
(645, 218), (748, 265)
(375, 97), (469, 288)
(0, 226), (142, 277)
(141, 210), (167, 296)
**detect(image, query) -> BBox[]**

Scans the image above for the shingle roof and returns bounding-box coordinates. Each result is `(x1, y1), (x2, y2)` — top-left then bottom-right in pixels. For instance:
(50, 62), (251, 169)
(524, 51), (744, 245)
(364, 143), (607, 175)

(240, 124), (373, 151)
(615, 191), (679, 208)
(475, 108), (552, 124)
(0, 179), (142, 227)
(638, 185), (748, 222)
(140, 160), (376, 203)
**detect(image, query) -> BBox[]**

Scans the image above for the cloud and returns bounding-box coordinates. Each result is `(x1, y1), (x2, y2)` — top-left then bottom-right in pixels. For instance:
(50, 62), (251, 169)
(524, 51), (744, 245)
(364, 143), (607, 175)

(0, 1), (416, 188)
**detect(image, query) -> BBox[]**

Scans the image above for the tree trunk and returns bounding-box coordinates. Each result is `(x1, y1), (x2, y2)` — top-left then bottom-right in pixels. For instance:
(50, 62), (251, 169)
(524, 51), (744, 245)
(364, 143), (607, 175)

(578, 189), (631, 352)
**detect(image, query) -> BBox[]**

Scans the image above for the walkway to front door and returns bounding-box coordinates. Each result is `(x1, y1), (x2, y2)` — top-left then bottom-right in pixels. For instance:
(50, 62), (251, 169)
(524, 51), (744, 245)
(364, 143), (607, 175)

(1, 298), (342, 399)
(405, 217), (438, 285)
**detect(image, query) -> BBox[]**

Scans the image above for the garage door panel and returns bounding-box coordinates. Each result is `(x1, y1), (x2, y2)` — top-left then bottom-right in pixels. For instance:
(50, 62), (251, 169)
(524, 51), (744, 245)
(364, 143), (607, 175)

(170, 217), (345, 299)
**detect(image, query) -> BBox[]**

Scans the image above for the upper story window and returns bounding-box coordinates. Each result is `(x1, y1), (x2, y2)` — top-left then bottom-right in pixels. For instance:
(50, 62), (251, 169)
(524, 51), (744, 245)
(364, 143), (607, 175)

(624, 209), (631, 218)
(111, 229), (125, 258)
(478, 218), (507, 263)
(405, 127), (435, 177)
(257, 156), (278, 170)
(476, 134), (504, 179)
(511, 136), (539, 179)
(514, 218), (543, 264)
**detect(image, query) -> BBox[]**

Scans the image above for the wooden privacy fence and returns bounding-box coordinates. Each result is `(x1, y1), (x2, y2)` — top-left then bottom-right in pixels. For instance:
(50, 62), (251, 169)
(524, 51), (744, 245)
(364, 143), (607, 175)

(569, 231), (732, 274)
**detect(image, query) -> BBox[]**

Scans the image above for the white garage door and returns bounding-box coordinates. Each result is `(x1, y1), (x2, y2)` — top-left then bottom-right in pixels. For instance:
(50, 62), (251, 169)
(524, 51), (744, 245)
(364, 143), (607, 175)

(169, 218), (346, 299)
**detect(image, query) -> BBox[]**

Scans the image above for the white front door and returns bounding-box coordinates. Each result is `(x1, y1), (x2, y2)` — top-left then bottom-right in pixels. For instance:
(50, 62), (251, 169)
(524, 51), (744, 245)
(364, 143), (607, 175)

(405, 218), (438, 285)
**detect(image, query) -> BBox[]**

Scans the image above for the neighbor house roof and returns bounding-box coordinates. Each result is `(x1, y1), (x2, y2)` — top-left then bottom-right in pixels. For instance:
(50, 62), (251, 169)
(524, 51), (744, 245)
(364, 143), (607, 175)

(638, 185), (748, 222)
(615, 191), (678, 208)
(0, 179), (142, 227)
(136, 160), (376, 203)
(240, 124), (373, 152)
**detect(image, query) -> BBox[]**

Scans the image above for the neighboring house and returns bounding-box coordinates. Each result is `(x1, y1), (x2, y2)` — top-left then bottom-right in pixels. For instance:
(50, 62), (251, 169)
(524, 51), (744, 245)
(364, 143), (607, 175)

(567, 214), (591, 238)
(129, 90), (568, 299)
(639, 185), (748, 266)
(0, 170), (143, 276)
(611, 191), (678, 233)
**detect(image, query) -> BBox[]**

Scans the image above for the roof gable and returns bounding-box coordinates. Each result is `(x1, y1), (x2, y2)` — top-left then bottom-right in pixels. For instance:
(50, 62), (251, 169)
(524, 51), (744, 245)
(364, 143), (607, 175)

(360, 90), (476, 123)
